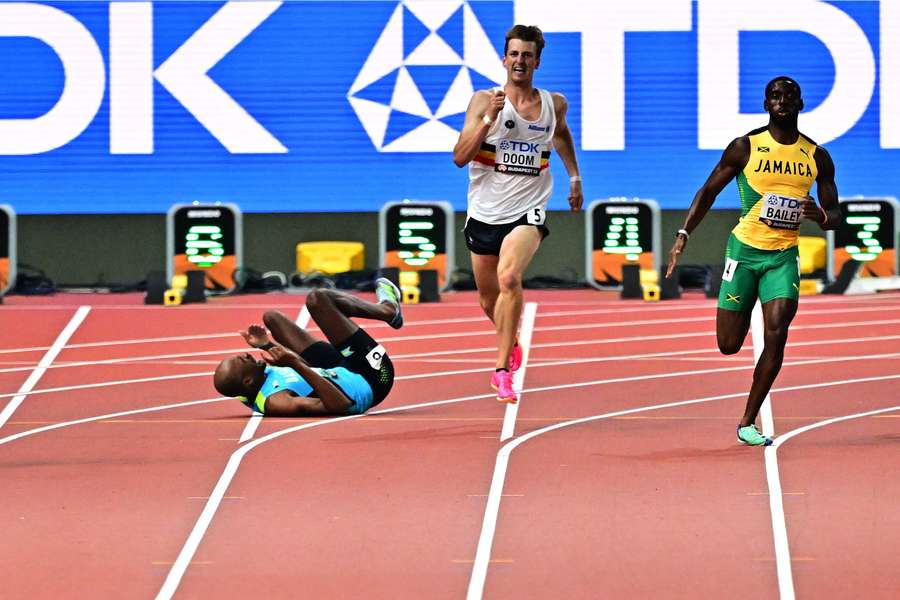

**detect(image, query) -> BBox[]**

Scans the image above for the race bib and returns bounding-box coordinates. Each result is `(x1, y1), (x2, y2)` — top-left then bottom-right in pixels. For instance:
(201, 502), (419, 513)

(526, 207), (546, 225)
(722, 258), (738, 282)
(495, 139), (543, 176)
(758, 193), (803, 230)
(366, 344), (386, 370)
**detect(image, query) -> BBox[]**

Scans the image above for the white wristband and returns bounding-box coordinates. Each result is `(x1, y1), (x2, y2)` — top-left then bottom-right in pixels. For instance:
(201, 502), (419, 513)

(676, 228), (690, 240)
(569, 175), (582, 183)
(482, 114), (493, 126)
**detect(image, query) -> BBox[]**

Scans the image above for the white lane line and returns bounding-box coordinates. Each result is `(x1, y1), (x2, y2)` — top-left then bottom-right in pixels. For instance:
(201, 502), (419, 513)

(750, 302), (793, 599)
(500, 303), (537, 442)
(4, 342), (900, 403)
(751, 303), (775, 438)
(765, 402), (900, 600)
(237, 306), (310, 443)
(465, 372), (900, 600)
(3, 299), (899, 363)
(155, 390), (504, 600)
(7, 312), (900, 377)
(239, 414), (263, 444)
(0, 397), (229, 446)
(0, 332), (237, 356)
(775, 404), (900, 446)
(4, 298), (897, 358)
(0, 306), (91, 430)
(0, 371), (213, 400)
(0, 346), (251, 374)
(764, 443), (793, 600)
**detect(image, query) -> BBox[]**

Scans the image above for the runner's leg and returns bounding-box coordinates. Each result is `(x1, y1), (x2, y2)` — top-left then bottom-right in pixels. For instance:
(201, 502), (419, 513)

(493, 226), (541, 370)
(739, 297), (797, 427)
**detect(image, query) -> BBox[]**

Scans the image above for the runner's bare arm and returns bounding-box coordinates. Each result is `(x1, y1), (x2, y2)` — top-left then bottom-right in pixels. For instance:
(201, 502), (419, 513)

(666, 136), (750, 277)
(804, 146), (840, 231)
(551, 93), (583, 212)
(453, 90), (504, 167)
(263, 389), (330, 417)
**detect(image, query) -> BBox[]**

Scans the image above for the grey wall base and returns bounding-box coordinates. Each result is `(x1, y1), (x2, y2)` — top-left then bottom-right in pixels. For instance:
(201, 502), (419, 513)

(17, 210), (828, 287)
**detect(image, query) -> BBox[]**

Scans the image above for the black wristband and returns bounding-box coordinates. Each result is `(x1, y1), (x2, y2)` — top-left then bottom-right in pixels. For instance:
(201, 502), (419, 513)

(259, 342), (275, 351)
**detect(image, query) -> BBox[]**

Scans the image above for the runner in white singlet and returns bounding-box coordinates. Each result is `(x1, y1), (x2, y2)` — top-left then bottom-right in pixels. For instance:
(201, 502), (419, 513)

(452, 24), (583, 403)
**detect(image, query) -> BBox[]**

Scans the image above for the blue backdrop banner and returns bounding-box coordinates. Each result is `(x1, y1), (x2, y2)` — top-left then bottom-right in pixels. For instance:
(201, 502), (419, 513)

(0, 0), (896, 214)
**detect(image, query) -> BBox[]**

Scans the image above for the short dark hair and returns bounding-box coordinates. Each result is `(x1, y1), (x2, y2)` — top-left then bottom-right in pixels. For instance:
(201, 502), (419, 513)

(504, 24), (545, 60)
(765, 76), (801, 98)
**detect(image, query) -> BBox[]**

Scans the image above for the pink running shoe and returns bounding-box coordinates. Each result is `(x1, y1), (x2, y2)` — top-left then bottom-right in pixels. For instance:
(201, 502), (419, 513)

(508, 343), (523, 373)
(490, 370), (517, 404)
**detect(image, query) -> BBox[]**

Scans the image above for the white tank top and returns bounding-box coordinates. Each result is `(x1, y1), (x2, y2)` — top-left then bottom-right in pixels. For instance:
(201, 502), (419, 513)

(467, 88), (556, 224)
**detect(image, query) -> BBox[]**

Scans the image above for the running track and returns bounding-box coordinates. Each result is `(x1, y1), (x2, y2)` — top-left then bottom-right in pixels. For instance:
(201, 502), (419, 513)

(1, 290), (899, 599)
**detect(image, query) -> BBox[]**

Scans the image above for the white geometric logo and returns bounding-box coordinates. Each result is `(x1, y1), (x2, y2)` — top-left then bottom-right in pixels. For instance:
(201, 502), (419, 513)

(347, 0), (505, 152)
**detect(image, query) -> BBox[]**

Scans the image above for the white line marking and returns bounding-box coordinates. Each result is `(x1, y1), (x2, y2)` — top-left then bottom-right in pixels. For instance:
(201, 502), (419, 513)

(0, 290), (894, 314)
(764, 443), (793, 600)
(0, 306), (91, 430)
(3, 296), (896, 356)
(751, 302), (776, 438)
(0, 331), (237, 356)
(238, 413), (263, 444)
(750, 301), (793, 599)
(775, 404), (900, 447)
(7, 310), (900, 377)
(465, 372), (900, 600)
(4, 338), (900, 403)
(500, 303), (536, 441)
(155, 390), (502, 600)
(764, 402), (900, 600)
(237, 306), (310, 443)
(0, 371), (214, 400)
(0, 397), (229, 446)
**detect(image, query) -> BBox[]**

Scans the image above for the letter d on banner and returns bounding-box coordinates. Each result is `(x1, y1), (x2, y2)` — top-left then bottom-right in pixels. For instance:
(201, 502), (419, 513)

(0, 4), (105, 155)
(698, 0), (876, 149)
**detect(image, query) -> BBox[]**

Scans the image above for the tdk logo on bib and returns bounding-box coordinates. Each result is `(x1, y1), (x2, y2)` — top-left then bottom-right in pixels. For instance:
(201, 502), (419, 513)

(508, 141), (540, 153)
(347, 1), (505, 153)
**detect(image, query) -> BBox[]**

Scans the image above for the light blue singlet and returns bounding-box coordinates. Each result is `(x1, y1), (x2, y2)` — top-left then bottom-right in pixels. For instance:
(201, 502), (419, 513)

(240, 365), (374, 415)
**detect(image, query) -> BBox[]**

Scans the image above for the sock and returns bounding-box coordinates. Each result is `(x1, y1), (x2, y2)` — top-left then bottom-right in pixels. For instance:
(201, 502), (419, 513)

(495, 368), (509, 373)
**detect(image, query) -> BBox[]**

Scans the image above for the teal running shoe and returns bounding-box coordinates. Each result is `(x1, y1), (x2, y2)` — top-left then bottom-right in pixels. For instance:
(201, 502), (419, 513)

(737, 424), (773, 446)
(375, 277), (403, 329)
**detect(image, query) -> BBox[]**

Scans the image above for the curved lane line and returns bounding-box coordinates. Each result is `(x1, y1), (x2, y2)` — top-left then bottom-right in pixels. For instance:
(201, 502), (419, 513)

(765, 402), (900, 600)
(2, 298), (896, 358)
(154, 391), (497, 600)
(0, 397), (229, 446)
(749, 301), (791, 599)
(465, 372), (900, 600)
(3, 345), (900, 404)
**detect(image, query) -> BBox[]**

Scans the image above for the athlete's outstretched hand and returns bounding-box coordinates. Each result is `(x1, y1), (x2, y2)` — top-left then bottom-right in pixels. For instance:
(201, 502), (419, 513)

(240, 324), (271, 349)
(666, 236), (687, 278)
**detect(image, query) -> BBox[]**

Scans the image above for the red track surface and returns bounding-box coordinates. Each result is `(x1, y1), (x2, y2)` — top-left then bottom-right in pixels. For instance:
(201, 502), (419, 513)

(1, 290), (899, 598)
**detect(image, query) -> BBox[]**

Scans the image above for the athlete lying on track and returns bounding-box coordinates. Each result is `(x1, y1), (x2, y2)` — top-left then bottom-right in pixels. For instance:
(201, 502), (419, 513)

(213, 279), (403, 417)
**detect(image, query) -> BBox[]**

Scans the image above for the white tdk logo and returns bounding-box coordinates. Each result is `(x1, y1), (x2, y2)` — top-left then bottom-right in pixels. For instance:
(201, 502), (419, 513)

(0, 1), (287, 155)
